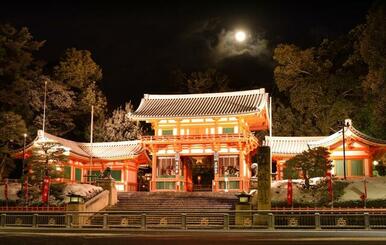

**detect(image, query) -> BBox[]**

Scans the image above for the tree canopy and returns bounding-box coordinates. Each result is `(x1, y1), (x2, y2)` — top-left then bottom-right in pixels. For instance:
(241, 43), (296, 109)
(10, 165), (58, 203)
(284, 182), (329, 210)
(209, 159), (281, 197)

(272, 4), (386, 138)
(284, 147), (332, 189)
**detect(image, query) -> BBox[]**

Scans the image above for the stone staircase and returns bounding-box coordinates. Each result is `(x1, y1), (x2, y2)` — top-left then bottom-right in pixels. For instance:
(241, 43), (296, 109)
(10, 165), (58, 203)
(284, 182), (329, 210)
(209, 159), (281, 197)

(111, 191), (238, 212)
(90, 192), (238, 227)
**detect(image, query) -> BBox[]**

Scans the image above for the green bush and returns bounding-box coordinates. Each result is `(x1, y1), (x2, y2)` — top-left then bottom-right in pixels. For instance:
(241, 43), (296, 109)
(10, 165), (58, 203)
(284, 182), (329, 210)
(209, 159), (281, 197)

(334, 199), (386, 208)
(375, 161), (386, 176)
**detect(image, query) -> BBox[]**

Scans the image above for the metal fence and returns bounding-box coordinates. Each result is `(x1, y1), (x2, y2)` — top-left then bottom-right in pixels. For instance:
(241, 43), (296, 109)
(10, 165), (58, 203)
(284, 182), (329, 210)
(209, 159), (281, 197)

(1, 210), (386, 230)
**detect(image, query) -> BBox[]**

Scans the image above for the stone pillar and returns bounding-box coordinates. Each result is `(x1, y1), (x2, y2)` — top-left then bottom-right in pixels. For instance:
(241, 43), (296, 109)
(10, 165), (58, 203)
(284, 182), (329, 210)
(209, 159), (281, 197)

(254, 146), (271, 225)
(96, 178), (117, 206)
(66, 203), (86, 226)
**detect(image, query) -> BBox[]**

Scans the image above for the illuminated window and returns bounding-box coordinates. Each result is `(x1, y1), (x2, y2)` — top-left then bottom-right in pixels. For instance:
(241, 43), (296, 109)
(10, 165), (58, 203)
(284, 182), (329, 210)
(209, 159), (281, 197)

(64, 166), (71, 180)
(219, 155), (239, 177)
(162, 129), (173, 135)
(75, 168), (82, 181)
(157, 157), (176, 177)
(190, 128), (201, 135)
(222, 127), (234, 134)
(111, 170), (122, 181)
(351, 159), (364, 176)
(334, 159), (364, 176)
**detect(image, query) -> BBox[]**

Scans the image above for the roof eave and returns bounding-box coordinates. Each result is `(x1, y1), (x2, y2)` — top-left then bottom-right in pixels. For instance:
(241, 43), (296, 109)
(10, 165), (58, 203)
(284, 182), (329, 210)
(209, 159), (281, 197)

(128, 111), (263, 121)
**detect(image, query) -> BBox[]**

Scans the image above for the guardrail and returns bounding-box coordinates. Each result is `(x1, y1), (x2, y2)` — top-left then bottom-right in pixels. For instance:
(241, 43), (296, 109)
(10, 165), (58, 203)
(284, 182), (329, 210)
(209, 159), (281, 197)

(1, 210), (386, 230)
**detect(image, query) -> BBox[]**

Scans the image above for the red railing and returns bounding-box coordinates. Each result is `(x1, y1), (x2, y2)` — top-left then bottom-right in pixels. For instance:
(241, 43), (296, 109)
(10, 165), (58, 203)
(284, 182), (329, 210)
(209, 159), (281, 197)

(0, 206), (65, 212)
(141, 133), (256, 142)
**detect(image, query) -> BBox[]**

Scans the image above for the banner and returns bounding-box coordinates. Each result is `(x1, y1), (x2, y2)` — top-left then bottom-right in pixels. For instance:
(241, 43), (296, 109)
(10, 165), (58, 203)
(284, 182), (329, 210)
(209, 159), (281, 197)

(287, 178), (293, 206)
(41, 176), (50, 203)
(326, 172), (333, 201)
(23, 176), (29, 202)
(4, 178), (8, 201)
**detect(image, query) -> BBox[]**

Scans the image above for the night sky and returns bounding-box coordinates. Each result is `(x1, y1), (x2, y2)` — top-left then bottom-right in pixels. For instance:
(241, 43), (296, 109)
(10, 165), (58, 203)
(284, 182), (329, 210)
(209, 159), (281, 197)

(1, 1), (374, 110)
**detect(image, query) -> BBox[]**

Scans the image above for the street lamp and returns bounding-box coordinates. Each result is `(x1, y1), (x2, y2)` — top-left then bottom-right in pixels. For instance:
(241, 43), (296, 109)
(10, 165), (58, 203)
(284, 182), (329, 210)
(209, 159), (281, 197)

(339, 120), (350, 180)
(21, 133), (27, 176)
(21, 133), (28, 205)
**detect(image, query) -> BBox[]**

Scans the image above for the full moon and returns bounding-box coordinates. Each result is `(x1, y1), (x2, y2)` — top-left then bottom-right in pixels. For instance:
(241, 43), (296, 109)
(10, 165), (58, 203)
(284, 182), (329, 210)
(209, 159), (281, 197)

(235, 31), (246, 42)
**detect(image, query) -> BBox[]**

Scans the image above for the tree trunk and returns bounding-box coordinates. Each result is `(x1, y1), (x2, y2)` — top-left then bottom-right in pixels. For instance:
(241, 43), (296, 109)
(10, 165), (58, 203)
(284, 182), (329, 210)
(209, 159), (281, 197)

(303, 170), (310, 189)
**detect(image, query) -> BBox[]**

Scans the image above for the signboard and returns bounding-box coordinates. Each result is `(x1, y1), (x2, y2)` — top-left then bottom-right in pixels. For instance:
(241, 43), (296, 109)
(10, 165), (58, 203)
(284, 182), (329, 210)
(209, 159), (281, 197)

(4, 178), (8, 201)
(287, 179), (293, 206)
(175, 153), (180, 175)
(326, 172), (333, 201)
(214, 152), (219, 174)
(23, 176), (29, 202)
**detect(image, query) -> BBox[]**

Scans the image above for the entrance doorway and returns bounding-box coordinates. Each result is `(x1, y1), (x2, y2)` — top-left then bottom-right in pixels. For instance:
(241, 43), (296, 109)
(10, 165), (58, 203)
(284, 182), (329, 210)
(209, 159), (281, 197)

(185, 156), (214, 192)
(137, 165), (152, 191)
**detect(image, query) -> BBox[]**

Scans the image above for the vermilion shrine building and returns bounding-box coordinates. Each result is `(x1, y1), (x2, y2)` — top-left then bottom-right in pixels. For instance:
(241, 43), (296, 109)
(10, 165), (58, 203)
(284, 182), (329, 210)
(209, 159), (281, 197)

(13, 90), (386, 192)
(128, 89), (270, 192)
(14, 130), (149, 192)
(266, 119), (386, 180)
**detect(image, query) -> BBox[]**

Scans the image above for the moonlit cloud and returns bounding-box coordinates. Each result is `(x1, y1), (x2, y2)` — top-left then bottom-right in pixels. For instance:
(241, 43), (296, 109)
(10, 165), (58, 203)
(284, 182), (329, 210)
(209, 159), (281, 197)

(214, 29), (270, 61)
(184, 19), (270, 64)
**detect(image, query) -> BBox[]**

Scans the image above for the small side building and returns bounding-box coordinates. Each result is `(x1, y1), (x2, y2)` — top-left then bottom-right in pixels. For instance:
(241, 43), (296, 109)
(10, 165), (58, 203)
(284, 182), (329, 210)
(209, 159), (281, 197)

(12, 130), (150, 191)
(266, 119), (386, 179)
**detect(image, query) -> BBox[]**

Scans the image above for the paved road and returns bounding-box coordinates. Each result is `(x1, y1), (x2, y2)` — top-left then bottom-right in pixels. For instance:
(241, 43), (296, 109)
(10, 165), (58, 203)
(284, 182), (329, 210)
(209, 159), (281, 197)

(1, 230), (386, 245)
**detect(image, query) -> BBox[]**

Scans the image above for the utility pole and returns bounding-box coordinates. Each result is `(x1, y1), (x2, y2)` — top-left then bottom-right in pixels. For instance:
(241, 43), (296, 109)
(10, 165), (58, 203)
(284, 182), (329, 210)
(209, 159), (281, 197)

(89, 105), (94, 184)
(21, 133), (27, 203)
(42, 80), (47, 136)
(342, 121), (348, 180)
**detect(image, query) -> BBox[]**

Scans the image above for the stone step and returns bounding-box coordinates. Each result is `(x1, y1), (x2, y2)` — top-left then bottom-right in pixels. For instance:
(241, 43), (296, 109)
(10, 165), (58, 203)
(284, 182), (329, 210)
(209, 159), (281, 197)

(106, 191), (238, 213)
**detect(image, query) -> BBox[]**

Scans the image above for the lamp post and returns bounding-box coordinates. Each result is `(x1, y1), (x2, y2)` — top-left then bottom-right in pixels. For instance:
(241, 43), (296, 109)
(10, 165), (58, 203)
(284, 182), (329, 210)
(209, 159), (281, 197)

(339, 120), (350, 180)
(21, 133), (27, 203)
(21, 133), (27, 177)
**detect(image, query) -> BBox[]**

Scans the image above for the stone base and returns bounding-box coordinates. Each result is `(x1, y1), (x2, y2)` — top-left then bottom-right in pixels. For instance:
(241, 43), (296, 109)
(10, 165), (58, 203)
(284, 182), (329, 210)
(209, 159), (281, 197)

(235, 203), (252, 226)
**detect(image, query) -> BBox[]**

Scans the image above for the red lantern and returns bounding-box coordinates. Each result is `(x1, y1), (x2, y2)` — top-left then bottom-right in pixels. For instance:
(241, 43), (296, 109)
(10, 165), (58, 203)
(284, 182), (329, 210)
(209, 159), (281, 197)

(287, 179), (293, 206)
(326, 172), (333, 201)
(23, 176), (29, 202)
(4, 178), (8, 201)
(41, 176), (50, 203)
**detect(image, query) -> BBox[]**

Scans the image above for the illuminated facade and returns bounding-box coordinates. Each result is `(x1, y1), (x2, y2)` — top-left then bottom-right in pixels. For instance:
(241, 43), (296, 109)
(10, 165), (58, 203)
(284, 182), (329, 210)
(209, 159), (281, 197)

(128, 89), (270, 192)
(13, 90), (386, 193)
(13, 130), (149, 192)
(266, 119), (386, 179)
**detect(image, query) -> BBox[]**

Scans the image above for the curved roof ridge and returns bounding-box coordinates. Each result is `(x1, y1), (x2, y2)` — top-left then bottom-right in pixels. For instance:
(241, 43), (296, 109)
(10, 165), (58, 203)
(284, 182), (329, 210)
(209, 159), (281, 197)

(350, 126), (386, 145)
(130, 88), (268, 119)
(309, 124), (386, 147)
(13, 130), (145, 160)
(267, 136), (326, 140)
(79, 140), (142, 147)
(145, 88), (266, 99)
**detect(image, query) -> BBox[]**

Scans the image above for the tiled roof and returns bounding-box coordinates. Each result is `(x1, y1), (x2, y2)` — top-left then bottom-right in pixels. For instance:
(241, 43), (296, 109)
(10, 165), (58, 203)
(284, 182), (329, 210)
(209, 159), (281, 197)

(129, 89), (268, 119)
(265, 136), (326, 155)
(310, 125), (386, 148)
(17, 130), (144, 161)
(36, 131), (90, 158)
(78, 141), (143, 160)
(266, 120), (386, 155)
